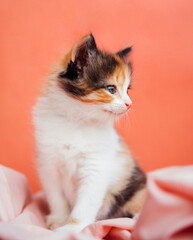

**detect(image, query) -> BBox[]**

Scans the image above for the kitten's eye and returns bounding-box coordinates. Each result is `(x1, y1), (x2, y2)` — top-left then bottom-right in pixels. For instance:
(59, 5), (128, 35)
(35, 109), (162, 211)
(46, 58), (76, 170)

(106, 85), (117, 94)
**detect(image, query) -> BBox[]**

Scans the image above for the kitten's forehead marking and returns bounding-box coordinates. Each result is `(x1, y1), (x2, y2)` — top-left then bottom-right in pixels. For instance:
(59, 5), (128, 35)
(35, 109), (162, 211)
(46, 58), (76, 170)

(114, 62), (131, 96)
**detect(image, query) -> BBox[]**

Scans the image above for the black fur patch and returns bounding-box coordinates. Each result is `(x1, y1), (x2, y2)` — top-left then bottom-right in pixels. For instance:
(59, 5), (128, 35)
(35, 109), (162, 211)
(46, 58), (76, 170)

(107, 165), (146, 218)
(59, 61), (78, 81)
(87, 34), (97, 49)
(121, 212), (134, 218)
(85, 51), (119, 89)
(62, 82), (87, 96)
(58, 50), (119, 97)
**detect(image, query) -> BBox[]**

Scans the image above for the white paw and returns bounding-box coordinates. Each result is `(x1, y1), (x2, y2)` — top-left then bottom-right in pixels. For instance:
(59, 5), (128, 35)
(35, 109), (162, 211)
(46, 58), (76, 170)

(46, 214), (68, 230)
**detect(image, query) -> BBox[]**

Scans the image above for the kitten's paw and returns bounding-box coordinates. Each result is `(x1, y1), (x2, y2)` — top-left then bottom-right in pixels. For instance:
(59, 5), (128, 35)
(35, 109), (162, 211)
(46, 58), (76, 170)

(46, 214), (67, 230)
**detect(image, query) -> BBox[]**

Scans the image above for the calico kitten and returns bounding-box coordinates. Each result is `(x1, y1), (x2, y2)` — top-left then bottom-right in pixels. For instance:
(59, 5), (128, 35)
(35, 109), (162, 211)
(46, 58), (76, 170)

(33, 34), (146, 232)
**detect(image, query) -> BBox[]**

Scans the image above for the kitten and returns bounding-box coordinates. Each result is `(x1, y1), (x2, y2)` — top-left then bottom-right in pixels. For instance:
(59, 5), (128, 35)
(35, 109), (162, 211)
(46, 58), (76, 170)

(33, 34), (146, 232)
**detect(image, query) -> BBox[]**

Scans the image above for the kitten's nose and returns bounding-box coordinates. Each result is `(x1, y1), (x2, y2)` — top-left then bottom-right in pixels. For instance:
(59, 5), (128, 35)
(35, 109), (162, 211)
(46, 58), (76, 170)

(125, 103), (131, 110)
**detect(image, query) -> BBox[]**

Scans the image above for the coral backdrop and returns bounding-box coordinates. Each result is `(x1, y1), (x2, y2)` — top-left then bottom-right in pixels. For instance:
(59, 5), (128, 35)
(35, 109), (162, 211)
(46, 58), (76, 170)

(1, 0), (193, 192)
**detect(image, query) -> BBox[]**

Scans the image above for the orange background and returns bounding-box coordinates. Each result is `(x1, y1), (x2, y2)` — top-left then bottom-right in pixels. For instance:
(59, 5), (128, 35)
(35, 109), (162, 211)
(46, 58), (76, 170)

(1, 0), (193, 192)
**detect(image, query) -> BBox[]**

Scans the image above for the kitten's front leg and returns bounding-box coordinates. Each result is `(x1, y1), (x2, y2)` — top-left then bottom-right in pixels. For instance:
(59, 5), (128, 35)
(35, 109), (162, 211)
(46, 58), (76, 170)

(38, 165), (70, 229)
(56, 161), (109, 232)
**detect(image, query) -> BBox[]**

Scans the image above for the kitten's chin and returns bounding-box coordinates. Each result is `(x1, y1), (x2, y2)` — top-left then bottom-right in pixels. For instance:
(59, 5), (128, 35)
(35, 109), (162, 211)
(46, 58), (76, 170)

(104, 109), (128, 117)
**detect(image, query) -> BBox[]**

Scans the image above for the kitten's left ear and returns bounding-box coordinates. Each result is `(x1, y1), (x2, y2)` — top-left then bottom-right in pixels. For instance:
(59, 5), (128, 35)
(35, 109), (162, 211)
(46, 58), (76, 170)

(71, 34), (97, 63)
(59, 34), (97, 80)
(116, 47), (132, 61)
(68, 34), (97, 79)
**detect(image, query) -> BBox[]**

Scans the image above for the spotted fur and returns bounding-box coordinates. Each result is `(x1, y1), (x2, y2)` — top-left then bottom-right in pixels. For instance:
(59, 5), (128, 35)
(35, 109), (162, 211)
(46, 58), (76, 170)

(33, 34), (146, 233)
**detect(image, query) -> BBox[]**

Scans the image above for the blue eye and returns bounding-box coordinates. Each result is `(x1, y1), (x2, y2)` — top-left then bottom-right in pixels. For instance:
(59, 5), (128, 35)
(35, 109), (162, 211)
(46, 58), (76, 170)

(106, 85), (116, 94)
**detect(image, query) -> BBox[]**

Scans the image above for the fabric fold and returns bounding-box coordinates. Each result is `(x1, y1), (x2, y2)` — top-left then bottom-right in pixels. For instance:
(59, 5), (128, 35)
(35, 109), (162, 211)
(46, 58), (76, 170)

(0, 164), (193, 240)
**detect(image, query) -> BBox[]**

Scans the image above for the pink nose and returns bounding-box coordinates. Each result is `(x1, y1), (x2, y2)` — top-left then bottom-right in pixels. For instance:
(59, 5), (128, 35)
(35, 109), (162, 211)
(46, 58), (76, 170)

(125, 103), (131, 110)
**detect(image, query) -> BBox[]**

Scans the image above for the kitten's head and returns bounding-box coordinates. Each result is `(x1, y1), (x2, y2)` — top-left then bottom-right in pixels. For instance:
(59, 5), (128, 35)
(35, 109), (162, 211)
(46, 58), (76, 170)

(53, 34), (132, 121)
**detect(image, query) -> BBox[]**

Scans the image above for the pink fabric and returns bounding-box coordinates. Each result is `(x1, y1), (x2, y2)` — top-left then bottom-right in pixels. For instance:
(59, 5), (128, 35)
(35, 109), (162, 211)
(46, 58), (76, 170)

(0, 164), (193, 240)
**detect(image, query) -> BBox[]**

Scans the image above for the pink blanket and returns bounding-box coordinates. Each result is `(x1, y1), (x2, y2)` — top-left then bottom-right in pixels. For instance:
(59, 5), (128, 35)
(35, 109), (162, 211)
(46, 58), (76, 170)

(0, 165), (193, 240)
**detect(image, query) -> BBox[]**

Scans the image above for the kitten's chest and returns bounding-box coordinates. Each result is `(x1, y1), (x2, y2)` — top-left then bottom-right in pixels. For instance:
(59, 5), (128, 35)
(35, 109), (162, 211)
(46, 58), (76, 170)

(43, 118), (118, 161)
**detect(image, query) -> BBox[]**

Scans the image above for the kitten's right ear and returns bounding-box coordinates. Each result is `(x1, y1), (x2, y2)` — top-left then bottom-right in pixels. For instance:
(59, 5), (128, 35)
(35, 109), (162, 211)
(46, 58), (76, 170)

(116, 47), (132, 61)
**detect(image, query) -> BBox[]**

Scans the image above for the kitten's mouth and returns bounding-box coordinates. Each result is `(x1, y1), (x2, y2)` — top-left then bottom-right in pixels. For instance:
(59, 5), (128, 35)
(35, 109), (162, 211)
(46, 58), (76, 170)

(104, 109), (128, 116)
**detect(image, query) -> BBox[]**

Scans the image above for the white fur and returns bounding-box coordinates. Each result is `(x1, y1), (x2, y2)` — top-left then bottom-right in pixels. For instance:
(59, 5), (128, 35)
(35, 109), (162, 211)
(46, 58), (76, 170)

(33, 71), (132, 232)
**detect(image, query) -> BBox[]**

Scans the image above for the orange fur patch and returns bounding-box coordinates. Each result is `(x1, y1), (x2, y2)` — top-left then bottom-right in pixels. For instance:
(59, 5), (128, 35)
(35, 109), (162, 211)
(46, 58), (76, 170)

(123, 187), (147, 214)
(80, 89), (114, 104)
(113, 56), (130, 90)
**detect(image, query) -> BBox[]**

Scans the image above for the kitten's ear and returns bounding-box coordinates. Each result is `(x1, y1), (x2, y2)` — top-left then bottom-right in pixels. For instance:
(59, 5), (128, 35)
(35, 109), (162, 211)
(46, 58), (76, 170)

(59, 34), (97, 80)
(64, 34), (97, 79)
(116, 47), (132, 61)
(71, 34), (97, 66)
